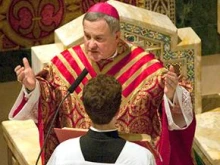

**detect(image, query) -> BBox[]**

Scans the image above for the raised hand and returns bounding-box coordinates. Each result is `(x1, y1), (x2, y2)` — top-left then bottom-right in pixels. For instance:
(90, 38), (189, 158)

(164, 65), (178, 101)
(14, 57), (36, 91)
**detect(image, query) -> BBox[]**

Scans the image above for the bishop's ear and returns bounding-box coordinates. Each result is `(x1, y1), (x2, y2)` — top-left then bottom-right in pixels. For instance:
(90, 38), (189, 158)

(115, 31), (121, 42)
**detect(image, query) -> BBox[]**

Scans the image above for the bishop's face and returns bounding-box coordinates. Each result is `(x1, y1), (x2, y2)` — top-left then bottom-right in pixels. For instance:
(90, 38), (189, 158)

(83, 19), (120, 62)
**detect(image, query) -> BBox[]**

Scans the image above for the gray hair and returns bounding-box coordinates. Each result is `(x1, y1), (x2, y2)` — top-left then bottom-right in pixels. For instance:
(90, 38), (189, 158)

(83, 12), (120, 34)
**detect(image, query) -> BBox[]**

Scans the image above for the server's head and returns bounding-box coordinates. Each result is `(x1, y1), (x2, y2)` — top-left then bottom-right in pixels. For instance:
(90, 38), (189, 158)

(82, 74), (122, 125)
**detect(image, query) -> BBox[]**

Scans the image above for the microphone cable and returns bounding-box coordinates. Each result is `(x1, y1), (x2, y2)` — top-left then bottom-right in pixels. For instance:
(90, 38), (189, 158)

(35, 68), (88, 165)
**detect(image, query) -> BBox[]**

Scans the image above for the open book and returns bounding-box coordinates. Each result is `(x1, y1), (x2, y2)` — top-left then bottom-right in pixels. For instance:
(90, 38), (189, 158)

(54, 127), (158, 159)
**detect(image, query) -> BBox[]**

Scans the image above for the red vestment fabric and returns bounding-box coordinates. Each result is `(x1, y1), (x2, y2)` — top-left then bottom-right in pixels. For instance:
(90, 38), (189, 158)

(14, 39), (196, 164)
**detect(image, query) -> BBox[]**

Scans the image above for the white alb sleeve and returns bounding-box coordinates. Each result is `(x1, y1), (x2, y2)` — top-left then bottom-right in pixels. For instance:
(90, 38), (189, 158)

(164, 85), (193, 130)
(8, 80), (40, 123)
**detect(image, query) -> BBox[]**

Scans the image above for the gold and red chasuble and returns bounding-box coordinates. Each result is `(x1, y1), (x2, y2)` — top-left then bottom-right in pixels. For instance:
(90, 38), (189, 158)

(36, 39), (167, 163)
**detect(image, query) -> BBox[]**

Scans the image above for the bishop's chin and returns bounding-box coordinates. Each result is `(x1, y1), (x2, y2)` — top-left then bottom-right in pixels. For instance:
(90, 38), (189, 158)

(88, 54), (101, 62)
